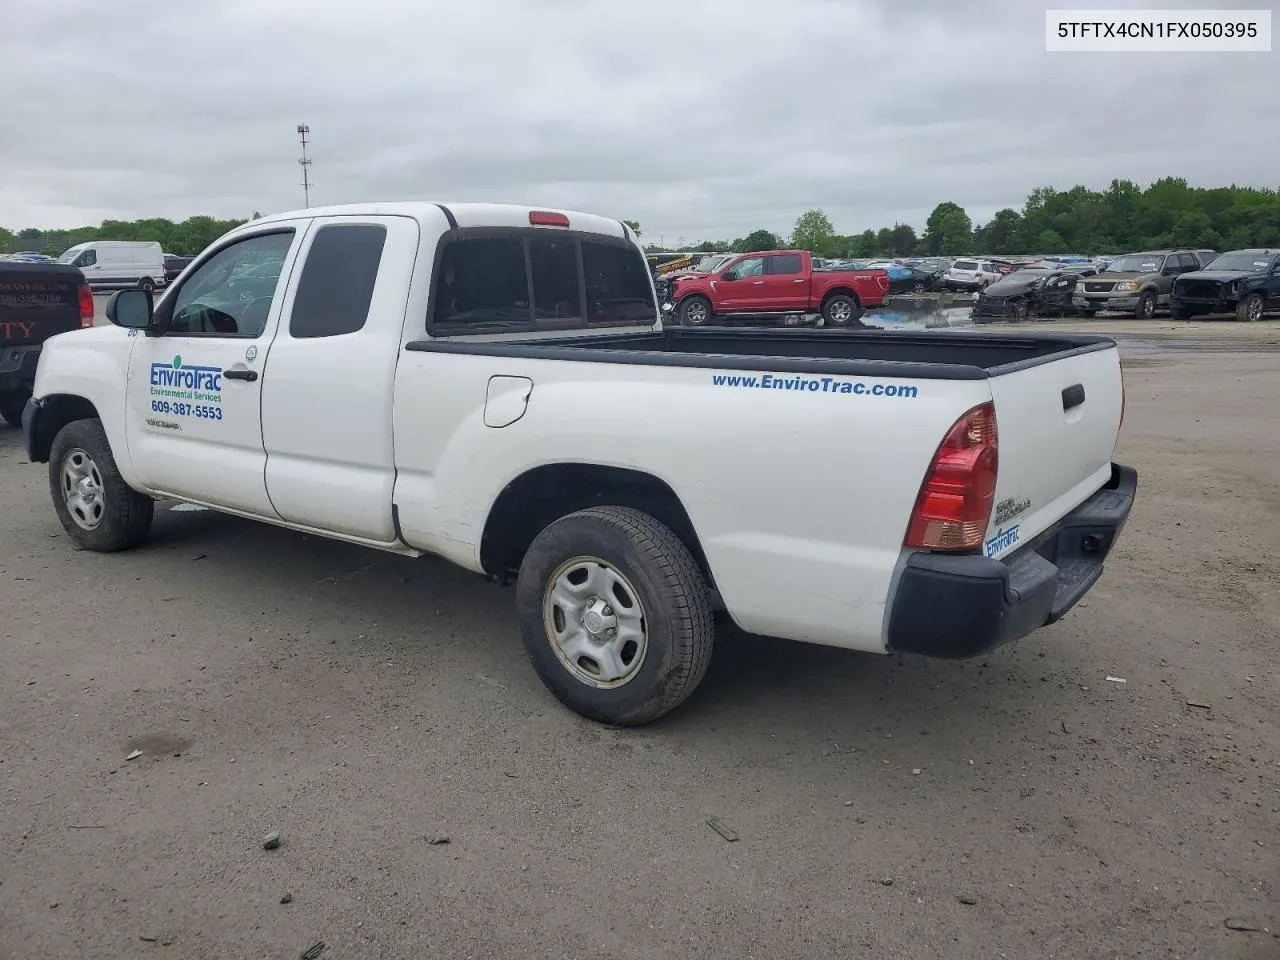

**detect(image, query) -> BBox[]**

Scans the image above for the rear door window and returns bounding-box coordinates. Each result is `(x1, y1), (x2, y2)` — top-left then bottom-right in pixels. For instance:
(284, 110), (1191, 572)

(289, 224), (387, 338)
(431, 231), (655, 334)
(766, 254), (804, 276)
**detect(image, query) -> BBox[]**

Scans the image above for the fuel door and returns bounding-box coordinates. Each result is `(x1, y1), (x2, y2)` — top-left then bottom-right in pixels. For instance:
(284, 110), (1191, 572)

(483, 375), (533, 428)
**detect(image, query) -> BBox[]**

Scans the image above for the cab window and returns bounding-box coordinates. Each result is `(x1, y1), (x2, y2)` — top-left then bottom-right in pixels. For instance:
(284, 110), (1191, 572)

(167, 232), (294, 338)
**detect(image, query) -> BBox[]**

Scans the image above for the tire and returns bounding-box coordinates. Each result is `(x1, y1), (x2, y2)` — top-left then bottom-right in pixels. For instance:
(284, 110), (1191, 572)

(1078, 309), (1098, 318)
(1236, 293), (1264, 323)
(822, 294), (861, 327)
(1135, 291), (1156, 320)
(48, 418), (154, 552)
(0, 388), (28, 427)
(515, 506), (714, 726)
(1013, 301), (1029, 322)
(138, 277), (155, 293)
(1170, 305), (1192, 321)
(678, 296), (712, 326)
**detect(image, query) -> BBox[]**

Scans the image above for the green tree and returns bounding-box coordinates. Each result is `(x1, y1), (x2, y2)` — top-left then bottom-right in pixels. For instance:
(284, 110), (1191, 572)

(921, 202), (973, 255)
(790, 209), (834, 252)
(734, 229), (781, 253)
(889, 223), (918, 256)
(978, 208), (1024, 253)
(0, 227), (15, 253)
(1035, 229), (1068, 253)
(18, 227), (41, 241)
(622, 220), (642, 237)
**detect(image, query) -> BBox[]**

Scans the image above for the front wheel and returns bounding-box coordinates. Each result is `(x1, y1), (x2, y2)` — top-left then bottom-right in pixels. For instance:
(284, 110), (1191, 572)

(1170, 304), (1192, 321)
(822, 294), (861, 326)
(0, 388), (28, 427)
(1135, 291), (1156, 320)
(137, 277), (155, 293)
(48, 418), (154, 551)
(515, 506), (714, 726)
(678, 296), (712, 326)
(1236, 293), (1265, 323)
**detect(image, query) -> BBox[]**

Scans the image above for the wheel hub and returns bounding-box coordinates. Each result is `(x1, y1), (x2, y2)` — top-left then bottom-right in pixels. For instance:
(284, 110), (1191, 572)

(543, 557), (648, 688)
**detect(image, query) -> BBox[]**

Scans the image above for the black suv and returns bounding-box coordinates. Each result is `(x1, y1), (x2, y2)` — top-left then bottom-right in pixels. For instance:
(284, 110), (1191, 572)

(1170, 249), (1280, 322)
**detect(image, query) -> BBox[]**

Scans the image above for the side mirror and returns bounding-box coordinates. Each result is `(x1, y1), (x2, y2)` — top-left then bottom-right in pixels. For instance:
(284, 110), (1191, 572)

(105, 289), (153, 329)
(721, 270), (739, 281)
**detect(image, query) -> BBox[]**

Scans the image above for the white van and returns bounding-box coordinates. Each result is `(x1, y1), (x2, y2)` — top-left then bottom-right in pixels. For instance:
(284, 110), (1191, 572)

(57, 241), (166, 292)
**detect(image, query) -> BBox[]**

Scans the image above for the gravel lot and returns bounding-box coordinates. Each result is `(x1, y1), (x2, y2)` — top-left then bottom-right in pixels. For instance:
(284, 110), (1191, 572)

(2, 320), (1278, 959)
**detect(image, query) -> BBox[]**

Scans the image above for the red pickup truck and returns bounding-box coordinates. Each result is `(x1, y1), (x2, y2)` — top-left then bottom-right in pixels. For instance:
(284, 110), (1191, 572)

(666, 250), (890, 326)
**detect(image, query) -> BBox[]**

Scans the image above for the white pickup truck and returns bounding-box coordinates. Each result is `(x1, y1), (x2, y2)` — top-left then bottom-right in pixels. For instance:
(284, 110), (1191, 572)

(22, 202), (1137, 725)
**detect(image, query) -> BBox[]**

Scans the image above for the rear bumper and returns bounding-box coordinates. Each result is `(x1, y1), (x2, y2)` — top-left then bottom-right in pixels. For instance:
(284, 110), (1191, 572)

(886, 463), (1137, 659)
(0, 345), (41, 393)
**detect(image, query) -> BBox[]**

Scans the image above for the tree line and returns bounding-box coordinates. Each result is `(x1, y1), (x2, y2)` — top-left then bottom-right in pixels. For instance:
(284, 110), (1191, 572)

(6, 178), (1278, 261)
(0, 215), (257, 258)
(635, 178), (1280, 258)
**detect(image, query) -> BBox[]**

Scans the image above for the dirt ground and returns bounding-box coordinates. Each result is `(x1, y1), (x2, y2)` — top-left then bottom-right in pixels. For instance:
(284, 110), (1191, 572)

(1, 321), (1277, 960)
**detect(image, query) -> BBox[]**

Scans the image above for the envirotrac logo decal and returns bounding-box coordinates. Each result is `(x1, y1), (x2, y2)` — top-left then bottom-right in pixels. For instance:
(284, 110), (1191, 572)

(147, 355), (225, 422)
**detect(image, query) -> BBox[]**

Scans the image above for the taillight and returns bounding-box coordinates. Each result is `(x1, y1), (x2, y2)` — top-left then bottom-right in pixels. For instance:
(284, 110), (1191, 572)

(876, 273), (890, 292)
(905, 402), (999, 551)
(78, 283), (94, 328)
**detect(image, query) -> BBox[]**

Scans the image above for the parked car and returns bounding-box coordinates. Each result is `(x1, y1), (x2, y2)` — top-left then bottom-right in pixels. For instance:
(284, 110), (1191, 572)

(1170, 249), (1280, 322)
(669, 249), (889, 326)
(942, 258), (1001, 290)
(57, 241), (166, 293)
(1073, 250), (1211, 319)
(20, 200), (1136, 726)
(163, 253), (194, 283)
(971, 268), (1086, 322)
(0, 260), (94, 426)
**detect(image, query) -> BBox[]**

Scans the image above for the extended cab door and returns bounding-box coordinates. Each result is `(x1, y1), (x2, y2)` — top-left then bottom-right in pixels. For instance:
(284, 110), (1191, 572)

(713, 255), (766, 312)
(124, 225), (308, 516)
(764, 252), (807, 310)
(259, 216), (419, 542)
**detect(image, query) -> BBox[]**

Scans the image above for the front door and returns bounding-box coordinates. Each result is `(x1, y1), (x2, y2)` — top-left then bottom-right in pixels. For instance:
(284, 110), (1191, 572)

(125, 226), (307, 516)
(764, 252), (806, 310)
(714, 256), (766, 312)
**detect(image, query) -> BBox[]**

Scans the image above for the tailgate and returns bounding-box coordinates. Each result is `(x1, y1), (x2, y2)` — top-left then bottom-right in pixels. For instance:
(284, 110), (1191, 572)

(0, 269), (83, 347)
(983, 345), (1123, 558)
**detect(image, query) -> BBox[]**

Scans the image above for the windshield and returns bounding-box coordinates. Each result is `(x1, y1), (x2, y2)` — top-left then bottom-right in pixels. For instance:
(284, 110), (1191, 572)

(1205, 252), (1275, 272)
(1105, 255), (1163, 273)
(57, 246), (84, 264)
(1006, 268), (1052, 279)
(694, 255), (731, 272)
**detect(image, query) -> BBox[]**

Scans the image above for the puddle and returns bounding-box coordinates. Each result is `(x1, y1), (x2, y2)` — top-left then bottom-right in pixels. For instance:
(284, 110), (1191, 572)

(863, 296), (975, 331)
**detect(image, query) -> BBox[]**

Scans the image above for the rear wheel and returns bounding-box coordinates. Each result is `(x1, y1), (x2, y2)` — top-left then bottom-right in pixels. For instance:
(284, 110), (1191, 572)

(48, 418), (154, 552)
(1135, 291), (1156, 320)
(515, 506), (714, 726)
(137, 277), (155, 293)
(1236, 293), (1265, 323)
(678, 295), (712, 326)
(822, 294), (861, 326)
(0, 388), (28, 427)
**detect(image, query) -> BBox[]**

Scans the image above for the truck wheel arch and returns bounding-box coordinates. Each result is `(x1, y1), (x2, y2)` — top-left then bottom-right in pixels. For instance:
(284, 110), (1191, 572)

(820, 287), (860, 308)
(480, 463), (715, 588)
(26, 394), (102, 463)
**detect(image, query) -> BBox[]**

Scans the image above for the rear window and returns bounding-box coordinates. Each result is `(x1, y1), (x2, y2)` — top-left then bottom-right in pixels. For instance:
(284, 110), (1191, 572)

(430, 230), (655, 334)
(768, 254), (804, 275)
(952, 260), (978, 271)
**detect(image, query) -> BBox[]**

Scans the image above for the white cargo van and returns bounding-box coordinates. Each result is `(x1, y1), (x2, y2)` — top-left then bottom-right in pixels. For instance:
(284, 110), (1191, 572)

(57, 241), (166, 292)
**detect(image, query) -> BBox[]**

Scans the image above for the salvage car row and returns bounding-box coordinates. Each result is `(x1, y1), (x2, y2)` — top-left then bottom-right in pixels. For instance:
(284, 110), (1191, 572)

(650, 247), (1280, 325)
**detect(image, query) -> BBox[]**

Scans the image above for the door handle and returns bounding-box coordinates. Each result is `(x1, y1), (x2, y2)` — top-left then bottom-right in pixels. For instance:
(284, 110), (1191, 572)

(753, 281), (765, 285)
(1062, 383), (1085, 411)
(223, 368), (258, 382)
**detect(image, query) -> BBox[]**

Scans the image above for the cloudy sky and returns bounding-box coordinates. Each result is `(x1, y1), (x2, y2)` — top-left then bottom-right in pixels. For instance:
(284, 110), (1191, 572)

(2, 0), (1275, 241)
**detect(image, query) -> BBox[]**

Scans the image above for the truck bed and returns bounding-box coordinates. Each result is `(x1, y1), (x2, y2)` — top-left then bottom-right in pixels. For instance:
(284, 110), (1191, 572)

(405, 326), (1114, 379)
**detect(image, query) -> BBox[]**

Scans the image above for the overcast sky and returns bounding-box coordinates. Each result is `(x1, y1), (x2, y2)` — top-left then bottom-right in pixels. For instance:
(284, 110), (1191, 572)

(2, 0), (1275, 241)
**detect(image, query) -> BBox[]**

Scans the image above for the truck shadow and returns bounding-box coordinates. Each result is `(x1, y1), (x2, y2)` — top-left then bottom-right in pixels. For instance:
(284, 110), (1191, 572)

(139, 502), (1094, 748)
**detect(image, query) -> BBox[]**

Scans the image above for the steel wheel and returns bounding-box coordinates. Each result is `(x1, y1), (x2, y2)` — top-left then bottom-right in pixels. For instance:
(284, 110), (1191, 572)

(543, 555), (648, 688)
(60, 447), (106, 531)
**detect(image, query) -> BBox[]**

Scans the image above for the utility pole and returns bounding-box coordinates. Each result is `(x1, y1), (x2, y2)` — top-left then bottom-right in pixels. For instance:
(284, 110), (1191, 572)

(297, 124), (313, 208)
